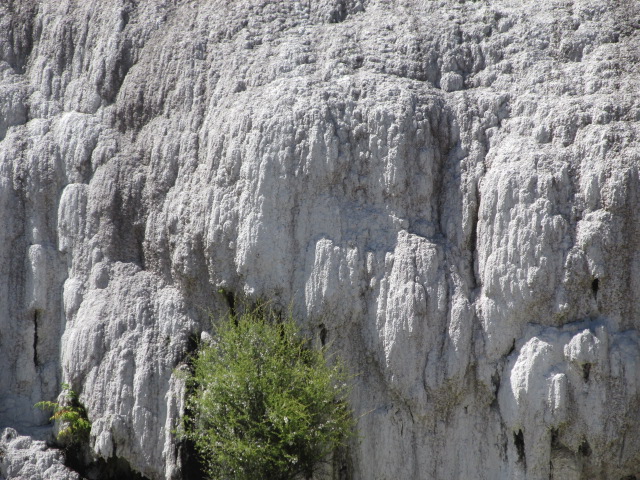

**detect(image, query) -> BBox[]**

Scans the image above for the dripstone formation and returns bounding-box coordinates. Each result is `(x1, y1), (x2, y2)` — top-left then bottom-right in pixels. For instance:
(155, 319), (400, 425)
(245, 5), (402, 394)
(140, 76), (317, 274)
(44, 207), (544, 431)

(1, 1), (639, 479)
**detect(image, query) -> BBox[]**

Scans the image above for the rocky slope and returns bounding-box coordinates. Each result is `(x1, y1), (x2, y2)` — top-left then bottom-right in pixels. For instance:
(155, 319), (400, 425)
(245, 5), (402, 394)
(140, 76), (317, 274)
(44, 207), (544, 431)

(1, 0), (639, 478)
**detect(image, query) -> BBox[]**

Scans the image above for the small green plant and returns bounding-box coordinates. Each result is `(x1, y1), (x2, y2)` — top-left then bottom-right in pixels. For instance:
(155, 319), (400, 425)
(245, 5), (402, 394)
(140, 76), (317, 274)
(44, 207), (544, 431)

(182, 305), (355, 480)
(35, 383), (91, 445)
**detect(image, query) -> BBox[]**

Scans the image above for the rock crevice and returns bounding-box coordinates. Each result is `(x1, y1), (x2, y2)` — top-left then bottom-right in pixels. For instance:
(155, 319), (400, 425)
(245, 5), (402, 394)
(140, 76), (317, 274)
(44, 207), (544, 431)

(0, 1), (638, 479)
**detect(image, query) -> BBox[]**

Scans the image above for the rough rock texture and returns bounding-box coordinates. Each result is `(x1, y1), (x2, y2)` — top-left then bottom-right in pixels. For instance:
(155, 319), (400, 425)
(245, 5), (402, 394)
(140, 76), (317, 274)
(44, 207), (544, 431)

(0, 428), (81, 480)
(1, 0), (639, 479)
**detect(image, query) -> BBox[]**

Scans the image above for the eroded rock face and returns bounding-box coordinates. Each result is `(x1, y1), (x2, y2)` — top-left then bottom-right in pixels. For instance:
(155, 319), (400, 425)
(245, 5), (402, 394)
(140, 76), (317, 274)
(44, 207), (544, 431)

(0, 428), (81, 480)
(1, 0), (639, 478)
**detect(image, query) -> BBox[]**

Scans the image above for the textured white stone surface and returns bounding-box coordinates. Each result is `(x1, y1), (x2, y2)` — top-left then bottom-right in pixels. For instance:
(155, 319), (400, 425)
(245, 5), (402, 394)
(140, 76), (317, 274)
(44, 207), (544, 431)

(0, 428), (81, 480)
(0, 0), (639, 479)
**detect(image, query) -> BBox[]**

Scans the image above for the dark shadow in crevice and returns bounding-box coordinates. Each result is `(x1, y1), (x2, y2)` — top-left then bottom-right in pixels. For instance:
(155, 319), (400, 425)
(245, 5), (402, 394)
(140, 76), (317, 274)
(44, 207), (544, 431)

(578, 439), (592, 458)
(171, 328), (206, 480)
(319, 323), (327, 346)
(491, 372), (500, 398)
(176, 437), (206, 480)
(47, 401), (148, 479)
(65, 449), (150, 480)
(33, 309), (40, 367)
(332, 444), (353, 480)
(221, 289), (236, 318)
(550, 427), (560, 449)
(174, 338), (206, 480)
(514, 429), (526, 467)
(468, 188), (480, 290)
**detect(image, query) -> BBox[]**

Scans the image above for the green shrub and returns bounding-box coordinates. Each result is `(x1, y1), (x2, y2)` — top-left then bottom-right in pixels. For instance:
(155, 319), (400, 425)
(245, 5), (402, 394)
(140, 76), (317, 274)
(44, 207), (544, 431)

(183, 306), (355, 480)
(35, 383), (91, 446)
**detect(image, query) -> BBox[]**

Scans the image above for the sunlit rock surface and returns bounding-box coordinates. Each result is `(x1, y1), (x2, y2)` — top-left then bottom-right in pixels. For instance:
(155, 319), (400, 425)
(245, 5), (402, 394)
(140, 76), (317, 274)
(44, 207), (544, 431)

(1, 0), (639, 478)
(0, 428), (81, 480)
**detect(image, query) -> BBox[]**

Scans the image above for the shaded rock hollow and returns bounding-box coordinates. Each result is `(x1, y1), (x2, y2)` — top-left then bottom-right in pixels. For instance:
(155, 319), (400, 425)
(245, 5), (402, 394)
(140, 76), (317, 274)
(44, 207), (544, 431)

(0, 0), (639, 479)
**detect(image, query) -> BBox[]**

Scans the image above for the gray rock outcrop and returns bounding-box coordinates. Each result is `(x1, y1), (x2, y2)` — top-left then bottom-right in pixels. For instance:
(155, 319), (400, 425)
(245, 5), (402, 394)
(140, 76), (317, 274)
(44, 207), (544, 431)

(1, 0), (639, 479)
(0, 428), (81, 480)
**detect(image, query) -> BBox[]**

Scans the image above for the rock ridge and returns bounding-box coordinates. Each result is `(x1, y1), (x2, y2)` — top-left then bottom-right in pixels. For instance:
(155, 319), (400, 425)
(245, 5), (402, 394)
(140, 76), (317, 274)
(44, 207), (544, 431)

(0, 0), (639, 479)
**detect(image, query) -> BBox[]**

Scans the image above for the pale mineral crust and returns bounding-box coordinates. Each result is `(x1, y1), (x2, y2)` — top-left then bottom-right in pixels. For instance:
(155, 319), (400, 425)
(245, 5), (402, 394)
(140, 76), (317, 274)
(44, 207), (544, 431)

(0, 428), (82, 480)
(0, 0), (639, 479)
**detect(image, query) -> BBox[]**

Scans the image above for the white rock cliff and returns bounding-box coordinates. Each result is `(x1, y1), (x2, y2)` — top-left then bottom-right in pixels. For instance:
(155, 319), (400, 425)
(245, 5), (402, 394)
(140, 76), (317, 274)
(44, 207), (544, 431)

(1, 0), (639, 479)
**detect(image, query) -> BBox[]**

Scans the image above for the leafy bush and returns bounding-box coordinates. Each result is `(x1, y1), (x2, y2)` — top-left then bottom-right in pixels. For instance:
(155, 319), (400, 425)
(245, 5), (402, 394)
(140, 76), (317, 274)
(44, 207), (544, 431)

(35, 383), (91, 446)
(183, 306), (355, 480)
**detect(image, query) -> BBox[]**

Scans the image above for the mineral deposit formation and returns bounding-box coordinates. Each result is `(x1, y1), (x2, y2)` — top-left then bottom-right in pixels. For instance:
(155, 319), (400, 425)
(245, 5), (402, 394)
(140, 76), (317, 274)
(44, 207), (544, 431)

(1, 0), (639, 479)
